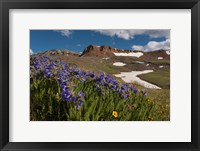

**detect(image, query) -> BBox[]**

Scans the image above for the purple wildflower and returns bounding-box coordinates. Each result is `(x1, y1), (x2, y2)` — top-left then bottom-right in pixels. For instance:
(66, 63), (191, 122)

(71, 96), (77, 102)
(78, 91), (85, 97)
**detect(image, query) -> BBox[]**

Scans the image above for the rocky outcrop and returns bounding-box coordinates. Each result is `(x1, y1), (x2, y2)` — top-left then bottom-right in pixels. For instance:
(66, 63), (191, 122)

(43, 49), (80, 57)
(81, 45), (170, 59)
(81, 45), (140, 57)
(81, 45), (115, 57)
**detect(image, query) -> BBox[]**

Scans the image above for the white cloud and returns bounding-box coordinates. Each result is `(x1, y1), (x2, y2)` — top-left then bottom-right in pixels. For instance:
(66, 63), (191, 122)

(77, 44), (81, 47)
(55, 30), (72, 37)
(95, 29), (169, 40)
(30, 48), (33, 55)
(132, 39), (170, 52)
(132, 45), (144, 51)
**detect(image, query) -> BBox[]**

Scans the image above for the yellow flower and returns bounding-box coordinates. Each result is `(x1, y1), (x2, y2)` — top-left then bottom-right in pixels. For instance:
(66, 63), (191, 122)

(112, 111), (118, 118)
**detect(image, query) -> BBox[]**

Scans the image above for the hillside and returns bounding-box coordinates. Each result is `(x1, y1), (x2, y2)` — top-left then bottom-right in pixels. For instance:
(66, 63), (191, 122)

(31, 45), (170, 120)
(33, 49), (80, 57)
(32, 45), (170, 89)
(34, 45), (170, 60)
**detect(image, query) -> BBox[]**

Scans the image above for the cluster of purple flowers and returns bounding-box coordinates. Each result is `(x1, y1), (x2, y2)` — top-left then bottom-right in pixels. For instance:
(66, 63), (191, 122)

(31, 56), (138, 109)
(95, 73), (137, 99)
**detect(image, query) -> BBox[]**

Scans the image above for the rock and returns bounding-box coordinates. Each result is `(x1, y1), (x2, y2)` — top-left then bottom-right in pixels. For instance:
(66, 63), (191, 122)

(81, 45), (143, 57)
(81, 45), (116, 57)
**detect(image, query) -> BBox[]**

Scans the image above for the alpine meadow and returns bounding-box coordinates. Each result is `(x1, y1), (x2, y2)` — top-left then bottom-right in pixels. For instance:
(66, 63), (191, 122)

(30, 29), (170, 121)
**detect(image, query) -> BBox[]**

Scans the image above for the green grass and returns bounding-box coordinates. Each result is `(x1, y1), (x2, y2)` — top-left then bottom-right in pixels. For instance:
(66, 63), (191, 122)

(31, 75), (168, 121)
(138, 68), (170, 89)
(130, 83), (170, 120)
(31, 55), (170, 121)
(30, 64), (170, 120)
(46, 55), (169, 74)
(146, 88), (169, 118)
(137, 58), (170, 64)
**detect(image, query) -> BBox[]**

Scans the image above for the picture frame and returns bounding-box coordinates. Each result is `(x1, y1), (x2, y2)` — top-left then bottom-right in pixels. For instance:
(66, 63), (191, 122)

(0, 0), (199, 150)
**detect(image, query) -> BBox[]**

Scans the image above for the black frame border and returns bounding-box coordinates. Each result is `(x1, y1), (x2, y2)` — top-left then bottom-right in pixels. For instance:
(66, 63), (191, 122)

(0, 0), (199, 151)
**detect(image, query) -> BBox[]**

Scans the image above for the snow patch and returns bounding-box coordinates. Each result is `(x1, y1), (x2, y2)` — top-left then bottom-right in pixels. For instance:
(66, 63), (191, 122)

(146, 64), (149, 66)
(113, 52), (143, 58)
(114, 70), (161, 89)
(158, 57), (163, 60)
(159, 66), (164, 68)
(113, 62), (126, 66)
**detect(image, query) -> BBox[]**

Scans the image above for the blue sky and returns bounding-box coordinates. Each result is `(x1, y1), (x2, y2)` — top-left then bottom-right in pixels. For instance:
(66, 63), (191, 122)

(30, 29), (170, 54)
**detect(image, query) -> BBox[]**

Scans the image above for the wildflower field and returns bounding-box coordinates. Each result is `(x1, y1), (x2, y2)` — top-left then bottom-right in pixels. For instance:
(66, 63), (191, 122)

(30, 56), (169, 121)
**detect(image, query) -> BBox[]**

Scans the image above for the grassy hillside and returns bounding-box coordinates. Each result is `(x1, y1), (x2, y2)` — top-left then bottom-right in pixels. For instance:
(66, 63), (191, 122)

(138, 68), (170, 89)
(31, 51), (170, 121)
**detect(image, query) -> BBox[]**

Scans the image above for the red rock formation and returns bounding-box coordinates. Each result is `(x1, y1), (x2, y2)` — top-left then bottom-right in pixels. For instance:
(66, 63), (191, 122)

(81, 45), (116, 57)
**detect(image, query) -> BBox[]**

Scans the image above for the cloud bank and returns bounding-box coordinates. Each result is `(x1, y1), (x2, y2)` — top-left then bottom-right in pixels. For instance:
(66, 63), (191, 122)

(54, 30), (73, 37)
(95, 29), (169, 40)
(132, 39), (170, 52)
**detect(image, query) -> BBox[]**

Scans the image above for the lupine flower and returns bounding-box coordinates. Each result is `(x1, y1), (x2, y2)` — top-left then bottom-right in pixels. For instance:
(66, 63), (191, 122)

(62, 90), (71, 101)
(80, 100), (84, 106)
(78, 91), (85, 97)
(97, 73), (105, 83)
(33, 61), (40, 71)
(131, 86), (137, 94)
(121, 84), (127, 91)
(61, 84), (68, 92)
(90, 72), (96, 78)
(123, 94), (129, 100)
(71, 96), (77, 102)
(30, 55), (141, 109)
(111, 84), (117, 89)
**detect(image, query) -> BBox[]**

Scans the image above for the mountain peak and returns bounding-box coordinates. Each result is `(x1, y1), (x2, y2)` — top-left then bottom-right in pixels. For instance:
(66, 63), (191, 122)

(81, 45), (137, 57)
(81, 45), (114, 57)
